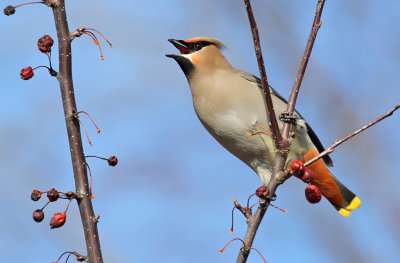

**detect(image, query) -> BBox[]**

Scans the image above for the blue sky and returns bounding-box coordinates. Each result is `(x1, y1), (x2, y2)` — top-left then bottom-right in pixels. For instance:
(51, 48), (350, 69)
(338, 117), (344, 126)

(1, 0), (400, 262)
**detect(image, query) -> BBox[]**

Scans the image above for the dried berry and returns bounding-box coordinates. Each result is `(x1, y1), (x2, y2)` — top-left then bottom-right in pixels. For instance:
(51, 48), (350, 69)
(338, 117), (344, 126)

(255, 186), (268, 199)
(50, 212), (66, 229)
(305, 185), (321, 204)
(300, 167), (314, 183)
(31, 190), (42, 201)
(32, 209), (44, 222)
(3, 5), (15, 16)
(76, 256), (86, 262)
(108, 156), (118, 166)
(65, 191), (75, 199)
(37, 35), (54, 53)
(20, 67), (34, 80)
(47, 188), (59, 202)
(290, 160), (305, 177)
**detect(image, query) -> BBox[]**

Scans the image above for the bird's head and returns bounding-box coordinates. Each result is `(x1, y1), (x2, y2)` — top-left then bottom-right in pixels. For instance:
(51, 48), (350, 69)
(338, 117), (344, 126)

(166, 37), (228, 76)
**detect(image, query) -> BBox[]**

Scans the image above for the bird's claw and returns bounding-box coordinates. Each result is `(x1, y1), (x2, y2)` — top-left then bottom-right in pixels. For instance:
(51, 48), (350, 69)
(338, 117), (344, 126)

(279, 112), (297, 124)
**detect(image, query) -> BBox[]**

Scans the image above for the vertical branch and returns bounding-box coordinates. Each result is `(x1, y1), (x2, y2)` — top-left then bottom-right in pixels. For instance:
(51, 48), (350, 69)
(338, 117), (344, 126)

(281, 0), (325, 139)
(51, 1), (103, 262)
(237, 1), (326, 263)
(244, 0), (283, 145)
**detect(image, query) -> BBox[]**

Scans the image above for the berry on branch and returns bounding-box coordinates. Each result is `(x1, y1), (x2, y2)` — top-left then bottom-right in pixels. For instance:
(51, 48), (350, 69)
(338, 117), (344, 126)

(47, 188), (59, 202)
(50, 212), (66, 229)
(20, 67), (34, 80)
(31, 190), (42, 201)
(3, 5), (15, 15)
(37, 35), (54, 53)
(32, 209), (44, 222)
(255, 186), (268, 199)
(305, 184), (321, 204)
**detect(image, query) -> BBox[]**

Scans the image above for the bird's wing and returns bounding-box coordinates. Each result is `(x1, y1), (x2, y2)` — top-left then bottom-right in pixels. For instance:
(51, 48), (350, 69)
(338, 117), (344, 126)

(239, 70), (333, 167)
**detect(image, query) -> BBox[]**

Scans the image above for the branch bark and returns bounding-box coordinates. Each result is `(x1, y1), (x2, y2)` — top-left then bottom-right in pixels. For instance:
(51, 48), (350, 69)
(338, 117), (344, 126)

(237, 1), (325, 262)
(51, 1), (103, 262)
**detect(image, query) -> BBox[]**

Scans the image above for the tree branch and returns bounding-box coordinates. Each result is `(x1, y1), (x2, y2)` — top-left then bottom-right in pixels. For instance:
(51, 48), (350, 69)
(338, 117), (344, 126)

(244, 0), (283, 144)
(51, 1), (103, 262)
(281, 0), (325, 140)
(237, 1), (326, 262)
(304, 103), (400, 166)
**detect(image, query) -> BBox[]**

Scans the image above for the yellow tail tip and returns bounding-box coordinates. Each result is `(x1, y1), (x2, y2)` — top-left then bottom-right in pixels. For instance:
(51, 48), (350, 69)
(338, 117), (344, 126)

(338, 208), (351, 217)
(338, 196), (361, 217)
(346, 196), (361, 210)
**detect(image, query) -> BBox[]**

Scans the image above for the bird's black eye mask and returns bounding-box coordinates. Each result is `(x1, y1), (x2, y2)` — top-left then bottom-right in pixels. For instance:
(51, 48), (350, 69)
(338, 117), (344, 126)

(168, 39), (213, 54)
(185, 41), (212, 53)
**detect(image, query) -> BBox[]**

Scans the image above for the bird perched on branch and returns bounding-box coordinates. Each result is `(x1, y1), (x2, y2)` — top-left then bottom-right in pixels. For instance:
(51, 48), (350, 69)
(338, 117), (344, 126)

(166, 37), (360, 216)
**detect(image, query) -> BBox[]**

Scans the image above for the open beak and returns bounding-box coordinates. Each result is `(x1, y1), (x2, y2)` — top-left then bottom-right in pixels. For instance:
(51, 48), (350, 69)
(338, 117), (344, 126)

(166, 39), (191, 58)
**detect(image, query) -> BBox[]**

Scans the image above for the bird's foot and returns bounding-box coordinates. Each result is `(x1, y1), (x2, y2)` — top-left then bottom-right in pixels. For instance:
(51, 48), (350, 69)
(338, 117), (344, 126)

(268, 193), (277, 201)
(279, 112), (297, 124)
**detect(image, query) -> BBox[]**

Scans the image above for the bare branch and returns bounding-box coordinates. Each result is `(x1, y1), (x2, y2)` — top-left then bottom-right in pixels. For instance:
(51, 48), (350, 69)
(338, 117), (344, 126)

(281, 0), (325, 140)
(237, 1), (326, 262)
(305, 103), (400, 166)
(51, 1), (103, 262)
(244, 0), (283, 144)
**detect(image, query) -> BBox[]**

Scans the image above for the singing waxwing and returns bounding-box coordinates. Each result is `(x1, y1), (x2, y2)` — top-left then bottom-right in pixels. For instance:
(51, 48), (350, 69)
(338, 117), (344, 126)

(166, 37), (361, 216)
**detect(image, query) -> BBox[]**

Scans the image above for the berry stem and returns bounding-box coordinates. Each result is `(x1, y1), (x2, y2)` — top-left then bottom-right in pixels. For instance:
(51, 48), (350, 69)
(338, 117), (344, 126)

(219, 238), (246, 253)
(85, 28), (113, 47)
(64, 196), (74, 213)
(76, 116), (93, 146)
(86, 163), (95, 199)
(32, 65), (51, 71)
(46, 52), (53, 70)
(41, 200), (50, 210)
(230, 206), (235, 234)
(14, 1), (44, 8)
(246, 193), (255, 208)
(85, 155), (108, 161)
(77, 111), (101, 134)
(82, 31), (104, 60)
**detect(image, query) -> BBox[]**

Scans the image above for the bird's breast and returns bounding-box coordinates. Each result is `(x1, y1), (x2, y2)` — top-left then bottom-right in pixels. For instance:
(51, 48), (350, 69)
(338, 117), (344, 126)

(192, 90), (276, 168)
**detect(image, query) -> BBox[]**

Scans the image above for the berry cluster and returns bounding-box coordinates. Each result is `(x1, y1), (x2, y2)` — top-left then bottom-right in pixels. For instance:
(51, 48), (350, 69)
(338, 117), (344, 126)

(20, 35), (57, 80)
(290, 160), (321, 204)
(31, 188), (76, 229)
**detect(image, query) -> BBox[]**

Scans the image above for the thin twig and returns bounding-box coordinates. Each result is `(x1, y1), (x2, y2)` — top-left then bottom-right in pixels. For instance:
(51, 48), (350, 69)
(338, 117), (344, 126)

(50, 1), (103, 262)
(237, 1), (326, 262)
(305, 103), (400, 166)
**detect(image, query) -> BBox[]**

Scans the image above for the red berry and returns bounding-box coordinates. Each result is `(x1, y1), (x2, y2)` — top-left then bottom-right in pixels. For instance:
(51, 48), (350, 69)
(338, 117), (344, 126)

(37, 35), (54, 53)
(300, 167), (314, 183)
(50, 212), (66, 229)
(20, 67), (34, 80)
(3, 5), (15, 16)
(291, 160), (305, 177)
(47, 188), (59, 202)
(305, 185), (321, 204)
(31, 190), (42, 201)
(32, 209), (44, 222)
(108, 156), (118, 166)
(255, 186), (268, 199)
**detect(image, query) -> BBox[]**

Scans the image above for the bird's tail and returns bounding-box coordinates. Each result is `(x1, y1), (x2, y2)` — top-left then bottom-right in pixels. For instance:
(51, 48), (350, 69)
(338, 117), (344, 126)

(304, 147), (361, 217)
(328, 174), (361, 217)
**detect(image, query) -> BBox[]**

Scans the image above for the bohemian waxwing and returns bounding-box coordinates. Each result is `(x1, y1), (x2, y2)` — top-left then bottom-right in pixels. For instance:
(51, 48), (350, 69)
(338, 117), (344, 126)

(166, 37), (361, 216)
